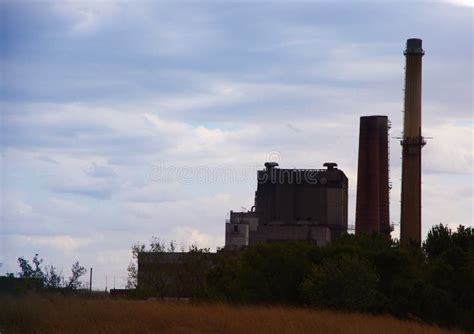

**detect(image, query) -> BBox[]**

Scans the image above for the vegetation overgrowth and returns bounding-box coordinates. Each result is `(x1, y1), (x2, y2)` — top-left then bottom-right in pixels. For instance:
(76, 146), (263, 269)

(0, 294), (464, 334)
(132, 224), (473, 330)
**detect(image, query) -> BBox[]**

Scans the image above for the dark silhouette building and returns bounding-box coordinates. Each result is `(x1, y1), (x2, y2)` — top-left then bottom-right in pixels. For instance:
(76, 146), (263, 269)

(225, 162), (348, 249)
(355, 116), (391, 237)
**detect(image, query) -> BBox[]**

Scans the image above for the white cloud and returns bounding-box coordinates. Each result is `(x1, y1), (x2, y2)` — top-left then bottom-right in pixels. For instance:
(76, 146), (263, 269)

(175, 227), (223, 250)
(443, 0), (474, 7)
(96, 249), (131, 267)
(51, 1), (123, 34)
(16, 235), (91, 253)
(47, 197), (89, 216)
(2, 195), (33, 218)
(423, 178), (473, 232)
(424, 123), (473, 174)
(1, 0), (472, 288)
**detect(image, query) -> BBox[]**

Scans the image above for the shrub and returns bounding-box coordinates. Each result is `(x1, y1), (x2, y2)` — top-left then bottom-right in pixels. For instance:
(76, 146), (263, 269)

(300, 254), (380, 312)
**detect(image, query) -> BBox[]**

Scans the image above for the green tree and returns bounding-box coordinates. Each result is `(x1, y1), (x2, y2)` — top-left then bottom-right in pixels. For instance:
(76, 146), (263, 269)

(126, 262), (138, 289)
(175, 244), (211, 298)
(44, 265), (62, 288)
(65, 261), (87, 290)
(126, 242), (146, 289)
(422, 224), (474, 328)
(300, 254), (380, 312)
(240, 242), (314, 303)
(423, 224), (452, 258)
(17, 254), (44, 279)
(16, 254), (86, 291)
(206, 253), (243, 301)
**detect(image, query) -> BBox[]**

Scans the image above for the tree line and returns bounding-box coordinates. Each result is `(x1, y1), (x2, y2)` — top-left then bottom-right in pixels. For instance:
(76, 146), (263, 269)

(5, 254), (87, 290)
(130, 224), (473, 330)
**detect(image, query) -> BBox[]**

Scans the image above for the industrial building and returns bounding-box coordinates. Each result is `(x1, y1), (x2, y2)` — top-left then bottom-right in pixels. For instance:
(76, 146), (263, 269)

(224, 162), (348, 250)
(138, 37), (428, 296)
(355, 116), (391, 237)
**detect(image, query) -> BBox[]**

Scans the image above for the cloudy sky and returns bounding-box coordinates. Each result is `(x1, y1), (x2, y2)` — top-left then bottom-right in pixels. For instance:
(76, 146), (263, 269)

(1, 0), (472, 288)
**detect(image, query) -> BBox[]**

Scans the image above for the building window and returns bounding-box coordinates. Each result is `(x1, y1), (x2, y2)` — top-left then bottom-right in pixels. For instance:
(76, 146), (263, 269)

(234, 225), (239, 233)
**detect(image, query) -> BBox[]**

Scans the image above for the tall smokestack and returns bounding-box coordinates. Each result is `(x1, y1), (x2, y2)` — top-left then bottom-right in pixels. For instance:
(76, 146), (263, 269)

(355, 116), (390, 237)
(400, 38), (425, 246)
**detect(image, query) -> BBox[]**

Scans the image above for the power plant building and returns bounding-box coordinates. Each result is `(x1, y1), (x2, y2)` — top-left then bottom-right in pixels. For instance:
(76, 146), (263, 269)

(225, 162), (348, 250)
(137, 38), (431, 298)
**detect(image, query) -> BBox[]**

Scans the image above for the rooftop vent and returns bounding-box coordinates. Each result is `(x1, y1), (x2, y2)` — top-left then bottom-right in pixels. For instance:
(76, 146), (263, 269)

(264, 162), (279, 170)
(323, 162), (338, 170)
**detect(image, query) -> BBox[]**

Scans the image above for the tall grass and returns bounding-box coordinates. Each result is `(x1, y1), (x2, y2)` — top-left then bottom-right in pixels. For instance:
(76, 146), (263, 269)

(0, 295), (463, 334)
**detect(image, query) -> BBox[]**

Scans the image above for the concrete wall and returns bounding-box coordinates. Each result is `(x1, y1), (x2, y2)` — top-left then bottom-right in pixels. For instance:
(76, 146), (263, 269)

(225, 223), (249, 250)
(230, 211), (259, 231)
(250, 225), (331, 247)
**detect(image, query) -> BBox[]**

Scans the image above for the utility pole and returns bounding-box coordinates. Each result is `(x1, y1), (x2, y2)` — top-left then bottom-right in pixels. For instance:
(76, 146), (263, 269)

(89, 267), (93, 294)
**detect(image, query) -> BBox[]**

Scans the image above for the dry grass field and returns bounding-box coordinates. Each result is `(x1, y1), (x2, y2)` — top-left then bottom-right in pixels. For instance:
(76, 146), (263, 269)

(0, 295), (464, 334)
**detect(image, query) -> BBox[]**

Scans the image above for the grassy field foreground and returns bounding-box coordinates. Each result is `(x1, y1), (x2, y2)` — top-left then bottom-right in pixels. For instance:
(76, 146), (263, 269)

(0, 295), (464, 334)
